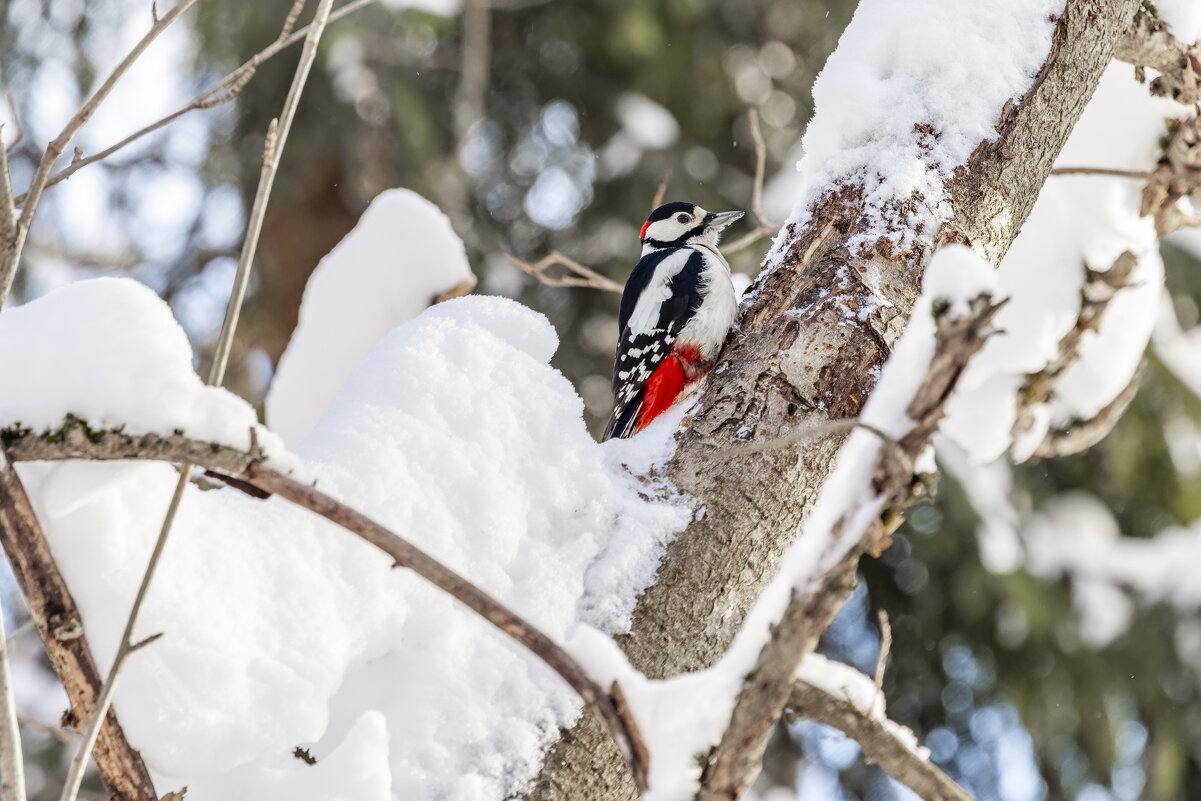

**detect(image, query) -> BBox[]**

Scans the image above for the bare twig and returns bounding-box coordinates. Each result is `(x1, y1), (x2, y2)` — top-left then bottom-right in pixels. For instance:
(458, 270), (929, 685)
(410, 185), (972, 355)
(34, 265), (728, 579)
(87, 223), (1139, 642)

(4, 620), (31, 644)
(0, 0), (201, 308)
(719, 110), (779, 255)
(0, 457), (156, 801)
(0, 425), (653, 792)
(1049, 166), (1159, 179)
(0, 538), (25, 801)
(514, 109), (776, 294)
(17, 711), (78, 747)
(651, 169), (671, 210)
(787, 680), (976, 801)
(9, 0), (382, 208)
(507, 252), (624, 293)
(3, 95), (23, 154)
(59, 3), (338, 799)
(873, 609), (891, 696)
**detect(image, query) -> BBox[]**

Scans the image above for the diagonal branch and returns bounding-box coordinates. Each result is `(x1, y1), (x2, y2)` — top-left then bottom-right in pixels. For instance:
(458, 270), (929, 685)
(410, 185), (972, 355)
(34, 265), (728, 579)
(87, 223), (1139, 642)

(0, 0), (201, 307)
(0, 424), (651, 792)
(8, 0), (383, 209)
(1115, 8), (1200, 105)
(59, 2), (339, 799)
(786, 679), (974, 801)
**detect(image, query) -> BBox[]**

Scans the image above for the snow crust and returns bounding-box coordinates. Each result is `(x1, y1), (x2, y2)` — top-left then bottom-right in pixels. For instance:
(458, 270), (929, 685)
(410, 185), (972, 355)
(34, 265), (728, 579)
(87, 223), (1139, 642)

(14, 289), (688, 801)
(766, 0), (1061, 266)
(266, 189), (473, 448)
(940, 64), (1178, 463)
(0, 277), (288, 462)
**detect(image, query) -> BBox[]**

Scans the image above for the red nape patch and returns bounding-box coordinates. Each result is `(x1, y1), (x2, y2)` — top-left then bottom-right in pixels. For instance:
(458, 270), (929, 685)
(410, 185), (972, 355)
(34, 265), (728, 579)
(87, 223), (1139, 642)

(636, 354), (687, 432)
(639, 220), (652, 240)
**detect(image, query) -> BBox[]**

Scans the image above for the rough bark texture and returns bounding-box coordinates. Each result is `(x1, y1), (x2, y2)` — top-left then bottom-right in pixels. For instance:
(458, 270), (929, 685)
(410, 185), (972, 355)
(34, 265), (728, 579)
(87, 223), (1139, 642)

(527, 1), (1139, 798)
(0, 458), (157, 801)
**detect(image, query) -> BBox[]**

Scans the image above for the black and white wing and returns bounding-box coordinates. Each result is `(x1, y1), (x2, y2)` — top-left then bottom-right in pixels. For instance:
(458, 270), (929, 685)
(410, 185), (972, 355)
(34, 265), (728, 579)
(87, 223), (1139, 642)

(603, 248), (706, 439)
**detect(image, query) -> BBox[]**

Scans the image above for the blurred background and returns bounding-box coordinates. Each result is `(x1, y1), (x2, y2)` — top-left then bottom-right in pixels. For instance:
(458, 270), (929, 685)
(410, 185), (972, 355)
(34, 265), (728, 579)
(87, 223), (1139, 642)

(2, 1), (1201, 800)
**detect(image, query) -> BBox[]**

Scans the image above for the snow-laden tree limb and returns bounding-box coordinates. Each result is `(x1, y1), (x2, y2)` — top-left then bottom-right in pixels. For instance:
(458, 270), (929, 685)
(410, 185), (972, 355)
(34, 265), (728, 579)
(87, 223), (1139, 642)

(786, 665), (975, 801)
(528, 1), (1141, 798)
(1115, 7), (1200, 104)
(0, 456), (156, 801)
(0, 420), (653, 793)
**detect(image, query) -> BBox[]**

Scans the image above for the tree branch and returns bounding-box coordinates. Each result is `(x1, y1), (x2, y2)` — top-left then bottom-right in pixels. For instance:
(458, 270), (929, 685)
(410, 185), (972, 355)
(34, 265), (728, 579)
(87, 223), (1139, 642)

(700, 296), (1001, 799)
(8, 0), (383, 210)
(0, 426), (651, 792)
(0, 0), (201, 308)
(528, 3), (1140, 797)
(1115, 8), (1200, 104)
(0, 456), (156, 801)
(786, 680), (974, 801)
(0, 514), (25, 801)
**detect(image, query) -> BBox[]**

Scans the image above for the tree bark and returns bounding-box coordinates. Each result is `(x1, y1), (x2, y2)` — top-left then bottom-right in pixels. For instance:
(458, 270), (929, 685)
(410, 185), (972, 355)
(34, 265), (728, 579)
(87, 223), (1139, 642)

(0, 457), (157, 801)
(527, 1), (1140, 798)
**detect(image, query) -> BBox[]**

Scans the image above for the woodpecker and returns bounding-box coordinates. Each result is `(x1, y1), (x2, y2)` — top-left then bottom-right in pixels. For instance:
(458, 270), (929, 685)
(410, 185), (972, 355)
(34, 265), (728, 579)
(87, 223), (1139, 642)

(603, 201), (743, 440)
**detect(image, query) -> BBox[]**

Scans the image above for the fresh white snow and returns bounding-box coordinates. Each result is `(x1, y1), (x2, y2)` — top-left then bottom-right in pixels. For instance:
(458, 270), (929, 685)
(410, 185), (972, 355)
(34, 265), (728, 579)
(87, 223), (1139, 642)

(266, 189), (474, 448)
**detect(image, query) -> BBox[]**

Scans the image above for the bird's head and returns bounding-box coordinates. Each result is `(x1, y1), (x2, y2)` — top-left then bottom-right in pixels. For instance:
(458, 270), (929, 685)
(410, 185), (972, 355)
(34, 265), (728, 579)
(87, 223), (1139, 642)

(639, 201), (744, 250)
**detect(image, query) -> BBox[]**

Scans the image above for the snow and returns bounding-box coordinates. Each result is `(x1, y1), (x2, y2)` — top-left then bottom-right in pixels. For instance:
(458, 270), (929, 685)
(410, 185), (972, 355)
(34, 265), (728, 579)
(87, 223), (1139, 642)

(266, 189), (474, 448)
(0, 277), (289, 465)
(796, 653), (928, 758)
(549, 244), (996, 801)
(1158, 0), (1201, 43)
(13, 290), (690, 800)
(1153, 289), (1201, 399)
(940, 63), (1181, 463)
(766, 0), (1062, 267)
(1021, 492), (1201, 646)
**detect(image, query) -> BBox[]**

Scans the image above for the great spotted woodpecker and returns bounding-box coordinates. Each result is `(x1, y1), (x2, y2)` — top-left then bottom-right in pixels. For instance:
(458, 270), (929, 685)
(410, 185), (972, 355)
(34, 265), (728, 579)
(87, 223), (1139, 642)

(603, 201), (743, 440)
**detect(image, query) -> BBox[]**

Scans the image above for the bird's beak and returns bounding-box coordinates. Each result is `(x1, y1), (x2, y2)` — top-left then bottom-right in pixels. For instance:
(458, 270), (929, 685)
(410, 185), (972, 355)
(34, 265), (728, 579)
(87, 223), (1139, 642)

(705, 210), (745, 231)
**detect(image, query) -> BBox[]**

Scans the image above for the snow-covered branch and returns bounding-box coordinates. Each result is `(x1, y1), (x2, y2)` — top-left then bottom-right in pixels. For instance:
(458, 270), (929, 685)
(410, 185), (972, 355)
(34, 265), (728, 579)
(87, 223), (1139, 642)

(1115, 7), (1200, 104)
(787, 655), (974, 801)
(0, 422), (653, 792)
(530, 1), (1143, 796)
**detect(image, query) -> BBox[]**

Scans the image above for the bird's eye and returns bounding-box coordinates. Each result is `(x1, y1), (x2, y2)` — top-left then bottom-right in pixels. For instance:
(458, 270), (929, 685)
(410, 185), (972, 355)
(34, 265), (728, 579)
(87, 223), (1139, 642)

(676, 213), (691, 223)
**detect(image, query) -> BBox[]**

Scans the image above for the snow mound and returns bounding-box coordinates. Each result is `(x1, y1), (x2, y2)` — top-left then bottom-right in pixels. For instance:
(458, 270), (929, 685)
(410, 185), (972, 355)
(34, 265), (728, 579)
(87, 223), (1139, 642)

(17, 293), (689, 800)
(768, 0), (1060, 263)
(267, 188), (474, 448)
(0, 277), (286, 459)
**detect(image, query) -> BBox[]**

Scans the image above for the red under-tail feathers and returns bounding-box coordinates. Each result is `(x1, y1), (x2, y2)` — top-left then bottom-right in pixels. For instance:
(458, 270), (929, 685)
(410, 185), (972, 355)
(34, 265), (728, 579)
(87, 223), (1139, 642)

(635, 344), (704, 432)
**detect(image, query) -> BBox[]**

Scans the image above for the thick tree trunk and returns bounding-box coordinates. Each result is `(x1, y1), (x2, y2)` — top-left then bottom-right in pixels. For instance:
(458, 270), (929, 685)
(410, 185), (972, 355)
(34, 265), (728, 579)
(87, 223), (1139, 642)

(527, 1), (1140, 797)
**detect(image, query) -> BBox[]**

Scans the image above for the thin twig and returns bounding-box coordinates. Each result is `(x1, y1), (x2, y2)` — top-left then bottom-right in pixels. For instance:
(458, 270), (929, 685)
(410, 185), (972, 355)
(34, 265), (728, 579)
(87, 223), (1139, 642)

(651, 169), (671, 210)
(1049, 166), (1159, 179)
(787, 680), (976, 801)
(0, 0), (201, 308)
(59, 3), (338, 799)
(3, 620), (31, 644)
(9, 0), (382, 208)
(719, 109), (779, 256)
(515, 108), (776, 294)
(3, 95), (23, 154)
(0, 124), (15, 285)
(507, 252), (624, 293)
(17, 712), (78, 747)
(0, 544), (26, 801)
(873, 609), (891, 696)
